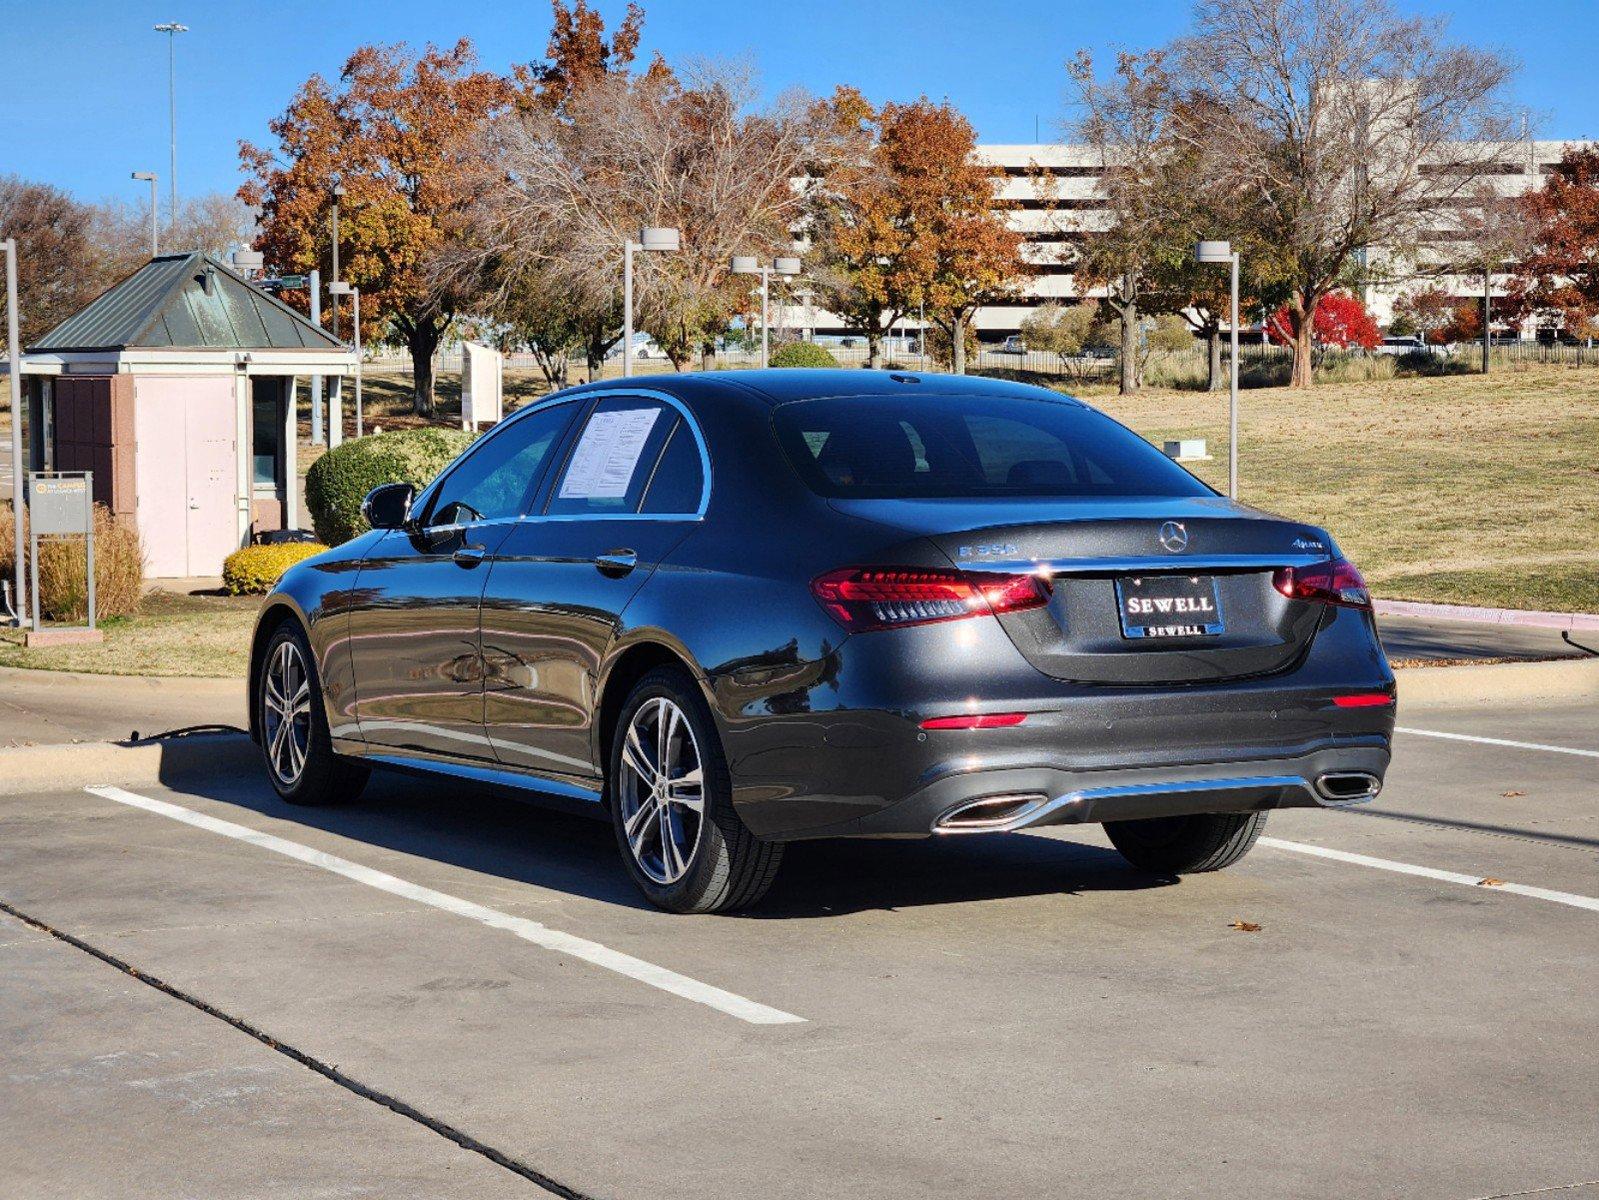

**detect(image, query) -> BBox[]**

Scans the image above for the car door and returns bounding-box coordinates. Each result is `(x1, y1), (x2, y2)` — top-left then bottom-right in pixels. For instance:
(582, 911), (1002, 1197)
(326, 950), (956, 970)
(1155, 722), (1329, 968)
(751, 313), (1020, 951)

(347, 400), (582, 761)
(479, 393), (709, 784)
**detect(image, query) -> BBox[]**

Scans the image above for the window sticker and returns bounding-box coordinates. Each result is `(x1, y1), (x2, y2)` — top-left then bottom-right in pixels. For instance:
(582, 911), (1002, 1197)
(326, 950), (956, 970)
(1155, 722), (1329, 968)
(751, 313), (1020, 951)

(558, 407), (662, 499)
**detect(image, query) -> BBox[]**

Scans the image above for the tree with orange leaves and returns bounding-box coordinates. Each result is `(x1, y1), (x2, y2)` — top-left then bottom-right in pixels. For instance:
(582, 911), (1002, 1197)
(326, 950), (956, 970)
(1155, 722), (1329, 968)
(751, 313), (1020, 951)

(519, 0), (646, 111)
(240, 40), (513, 416)
(808, 95), (1022, 374)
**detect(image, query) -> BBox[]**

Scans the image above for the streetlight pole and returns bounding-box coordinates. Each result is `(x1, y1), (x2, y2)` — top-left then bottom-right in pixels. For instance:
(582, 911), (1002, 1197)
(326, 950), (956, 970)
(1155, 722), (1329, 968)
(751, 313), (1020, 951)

(1482, 270), (1491, 376)
(1196, 241), (1241, 498)
(131, 172), (159, 258)
(732, 254), (801, 368)
(330, 282), (362, 438)
(4, 238), (27, 628)
(623, 227), (680, 378)
(154, 23), (187, 231)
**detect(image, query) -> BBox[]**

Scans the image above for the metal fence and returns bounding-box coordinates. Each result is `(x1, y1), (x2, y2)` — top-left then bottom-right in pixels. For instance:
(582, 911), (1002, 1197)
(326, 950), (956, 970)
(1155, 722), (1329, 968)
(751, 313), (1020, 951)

(356, 336), (1599, 386)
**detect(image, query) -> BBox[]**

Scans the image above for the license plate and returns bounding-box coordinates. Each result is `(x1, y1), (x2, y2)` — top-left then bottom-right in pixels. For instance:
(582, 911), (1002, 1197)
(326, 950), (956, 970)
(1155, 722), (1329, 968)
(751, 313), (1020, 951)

(1115, 575), (1223, 639)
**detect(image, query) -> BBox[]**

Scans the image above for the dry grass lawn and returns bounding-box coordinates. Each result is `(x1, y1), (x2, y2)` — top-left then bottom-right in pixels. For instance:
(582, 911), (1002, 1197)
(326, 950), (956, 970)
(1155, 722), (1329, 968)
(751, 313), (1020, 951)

(0, 588), (256, 677)
(1084, 365), (1599, 613)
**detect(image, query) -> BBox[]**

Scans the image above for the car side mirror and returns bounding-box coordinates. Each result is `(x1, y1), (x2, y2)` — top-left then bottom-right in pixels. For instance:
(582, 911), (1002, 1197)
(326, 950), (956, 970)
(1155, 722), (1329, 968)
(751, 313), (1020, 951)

(362, 482), (416, 531)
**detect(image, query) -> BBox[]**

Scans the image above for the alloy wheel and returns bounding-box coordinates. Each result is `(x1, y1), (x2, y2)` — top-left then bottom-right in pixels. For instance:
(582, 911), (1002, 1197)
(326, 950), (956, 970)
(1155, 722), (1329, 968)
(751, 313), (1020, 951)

(262, 639), (312, 787)
(618, 697), (706, 885)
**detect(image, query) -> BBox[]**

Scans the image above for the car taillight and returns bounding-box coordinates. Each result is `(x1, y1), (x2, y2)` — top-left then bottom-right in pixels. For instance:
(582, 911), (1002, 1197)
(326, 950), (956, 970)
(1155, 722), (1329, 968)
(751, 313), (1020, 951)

(1272, 557), (1371, 609)
(811, 567), (1051, 633)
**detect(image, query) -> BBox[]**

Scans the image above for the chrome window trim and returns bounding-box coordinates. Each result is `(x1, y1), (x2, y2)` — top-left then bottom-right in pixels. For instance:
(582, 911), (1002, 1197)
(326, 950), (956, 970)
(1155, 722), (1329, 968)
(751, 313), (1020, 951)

(960, 553), (1330, 575)
(543, 388), (712, 520)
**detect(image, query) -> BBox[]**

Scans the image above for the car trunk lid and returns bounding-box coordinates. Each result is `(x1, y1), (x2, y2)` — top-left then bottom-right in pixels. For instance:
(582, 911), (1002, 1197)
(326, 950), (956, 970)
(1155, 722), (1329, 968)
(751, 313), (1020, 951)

(830, 496), (1335, 684)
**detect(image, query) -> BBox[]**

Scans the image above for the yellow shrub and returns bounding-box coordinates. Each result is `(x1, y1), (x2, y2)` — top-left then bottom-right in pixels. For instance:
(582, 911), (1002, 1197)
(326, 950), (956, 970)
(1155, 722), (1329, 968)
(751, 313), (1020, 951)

(222, 542), (328, 595)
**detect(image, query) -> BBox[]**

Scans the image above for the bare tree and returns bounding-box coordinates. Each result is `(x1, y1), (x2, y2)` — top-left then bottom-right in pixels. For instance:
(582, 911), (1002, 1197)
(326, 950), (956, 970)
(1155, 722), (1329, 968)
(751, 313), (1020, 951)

(1177, 0), (1516, 386)
(466, 62), (818, 370)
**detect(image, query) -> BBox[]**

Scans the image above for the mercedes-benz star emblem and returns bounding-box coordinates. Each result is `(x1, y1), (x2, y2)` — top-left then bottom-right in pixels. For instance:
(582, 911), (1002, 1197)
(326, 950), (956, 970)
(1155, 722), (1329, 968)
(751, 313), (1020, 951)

(1158, 521), (1189, 553)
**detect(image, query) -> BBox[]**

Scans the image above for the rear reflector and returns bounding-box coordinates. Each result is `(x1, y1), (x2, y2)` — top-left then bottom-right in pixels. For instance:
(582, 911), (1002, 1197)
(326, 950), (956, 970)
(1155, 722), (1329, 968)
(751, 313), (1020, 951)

(812, 566), (1051, 633)
(1273, 557), (1372, 609)
(1332, 693), (1394, 708)
(919, 712), (1029, 730)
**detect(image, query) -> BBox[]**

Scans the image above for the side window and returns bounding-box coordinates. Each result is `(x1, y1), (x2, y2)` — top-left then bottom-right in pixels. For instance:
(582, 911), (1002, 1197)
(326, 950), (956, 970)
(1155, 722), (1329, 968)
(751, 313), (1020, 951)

(639, 420), (706, 515)
(546, 397), (676, 516)
(426, 401), (576, 527)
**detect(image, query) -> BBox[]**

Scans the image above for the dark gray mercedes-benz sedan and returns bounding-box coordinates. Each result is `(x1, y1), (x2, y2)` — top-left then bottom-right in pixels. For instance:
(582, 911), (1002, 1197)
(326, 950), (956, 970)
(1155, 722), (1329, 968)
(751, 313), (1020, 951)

(249, 370), (1395, 912)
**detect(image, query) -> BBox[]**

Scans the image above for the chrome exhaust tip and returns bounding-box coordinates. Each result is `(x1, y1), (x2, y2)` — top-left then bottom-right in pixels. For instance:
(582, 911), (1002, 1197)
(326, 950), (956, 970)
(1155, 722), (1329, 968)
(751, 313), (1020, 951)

(1314, 771), (1381, 805)
(934, 792), (1049, 833)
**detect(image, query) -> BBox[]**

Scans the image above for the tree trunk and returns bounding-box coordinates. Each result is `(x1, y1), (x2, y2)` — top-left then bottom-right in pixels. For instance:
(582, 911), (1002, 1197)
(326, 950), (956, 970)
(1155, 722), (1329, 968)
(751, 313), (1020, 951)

(867, 331), (882, 371)
(951, 315), (967, 375)
(700, 341), (715, 372)
(1290, 302), (1316, 389)
(1119, 300), (1138, 395)
(406, 318), (442, 417)
(1207, 328), (1223, 392)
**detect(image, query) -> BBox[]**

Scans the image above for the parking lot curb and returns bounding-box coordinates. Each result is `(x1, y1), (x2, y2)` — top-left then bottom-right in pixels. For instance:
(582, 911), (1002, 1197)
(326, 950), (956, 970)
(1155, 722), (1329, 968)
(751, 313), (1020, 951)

(0, 733), (257, 795)
(1375, 598), (1599, 631)
(1395, 655), (1599, 707)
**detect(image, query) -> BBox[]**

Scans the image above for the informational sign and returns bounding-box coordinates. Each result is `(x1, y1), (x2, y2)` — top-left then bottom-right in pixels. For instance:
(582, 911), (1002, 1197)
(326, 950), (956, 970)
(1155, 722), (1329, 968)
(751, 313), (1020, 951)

(31, 473), (91, 535)
(27, 471), (96, 631)
(461, 342), (504, 431)
(558, 408), (660, 499)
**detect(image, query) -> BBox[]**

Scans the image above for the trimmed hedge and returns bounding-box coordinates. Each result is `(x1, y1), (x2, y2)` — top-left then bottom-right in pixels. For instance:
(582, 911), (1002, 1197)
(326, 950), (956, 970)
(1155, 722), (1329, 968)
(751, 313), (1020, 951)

(769, 341), (839, 368)
(304, 427), (476, 544)
(222, 542), (329, 595)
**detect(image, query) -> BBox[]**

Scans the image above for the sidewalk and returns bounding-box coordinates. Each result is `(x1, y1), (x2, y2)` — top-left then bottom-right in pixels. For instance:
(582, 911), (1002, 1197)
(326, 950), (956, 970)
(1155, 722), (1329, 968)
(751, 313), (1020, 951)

(0, 666), (245, 747)
(1376, 614), (1591, 663)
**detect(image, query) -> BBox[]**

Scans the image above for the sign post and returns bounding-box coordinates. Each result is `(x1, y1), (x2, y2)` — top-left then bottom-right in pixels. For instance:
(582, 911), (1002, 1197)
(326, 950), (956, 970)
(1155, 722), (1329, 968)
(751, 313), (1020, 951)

(27, 471), (100, 644)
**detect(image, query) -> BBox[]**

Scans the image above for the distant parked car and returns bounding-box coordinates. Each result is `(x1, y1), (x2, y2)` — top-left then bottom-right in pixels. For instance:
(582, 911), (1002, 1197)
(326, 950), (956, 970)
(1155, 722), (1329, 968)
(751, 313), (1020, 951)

(1376, 335), (1426, 356)
(1000, 335), (1027, 354)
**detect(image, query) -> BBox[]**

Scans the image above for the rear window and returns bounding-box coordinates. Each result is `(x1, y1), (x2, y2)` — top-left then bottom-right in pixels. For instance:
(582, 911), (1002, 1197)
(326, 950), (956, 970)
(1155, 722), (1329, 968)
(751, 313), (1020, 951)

(772, 394), (1214, 500)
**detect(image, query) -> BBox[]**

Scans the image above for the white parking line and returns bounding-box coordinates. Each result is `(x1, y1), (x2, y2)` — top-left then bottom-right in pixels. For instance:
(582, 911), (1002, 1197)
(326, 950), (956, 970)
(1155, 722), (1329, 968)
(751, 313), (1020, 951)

(1258, 837), (1599, 913)
(1397, 726), (1599, 759)
(84, 786), (805, 1026)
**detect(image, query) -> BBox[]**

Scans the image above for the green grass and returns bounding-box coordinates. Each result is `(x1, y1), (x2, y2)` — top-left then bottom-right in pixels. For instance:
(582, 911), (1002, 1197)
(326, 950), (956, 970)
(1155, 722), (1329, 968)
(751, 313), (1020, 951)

(0, 588), (257, 677)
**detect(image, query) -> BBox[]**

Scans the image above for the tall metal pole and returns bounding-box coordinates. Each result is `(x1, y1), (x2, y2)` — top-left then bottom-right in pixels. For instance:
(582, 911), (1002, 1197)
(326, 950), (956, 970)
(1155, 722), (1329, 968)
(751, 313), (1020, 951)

(1482, 270), (1491, 375)
(623, 239), (636, 378)
(352, 289), (363, 438)
(154, 23), (187, 230)
(330, 194), (342, 341)
(760, 267), (770, 369)
(1229, 252), (1240, 499)
(4, 239), (26, 628)
(309, 269), (323, 445)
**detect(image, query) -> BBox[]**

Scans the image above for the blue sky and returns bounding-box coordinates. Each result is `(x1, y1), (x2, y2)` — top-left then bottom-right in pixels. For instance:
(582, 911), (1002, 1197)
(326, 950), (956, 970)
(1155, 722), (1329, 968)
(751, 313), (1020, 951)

(3, 0), (1596, 205)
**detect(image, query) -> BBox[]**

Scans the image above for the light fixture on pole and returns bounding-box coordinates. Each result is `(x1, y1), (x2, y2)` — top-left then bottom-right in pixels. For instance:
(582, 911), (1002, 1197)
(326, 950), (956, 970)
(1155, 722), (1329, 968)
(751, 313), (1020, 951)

(131, 172), (159, 258)
(1195, 240), (1241, 499)
(3, 238), (26, 627)
(329, 185), (345, 341)
(732, 254), (802, 368)
(328, 281), (362, 438)
(624, 227), (679, 378)
(153, 22), (187, 230)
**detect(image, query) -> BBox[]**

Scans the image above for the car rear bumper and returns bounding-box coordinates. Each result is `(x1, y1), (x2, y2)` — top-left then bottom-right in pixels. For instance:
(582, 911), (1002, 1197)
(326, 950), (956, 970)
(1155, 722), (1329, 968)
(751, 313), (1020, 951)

(765, 741), (1390, 840)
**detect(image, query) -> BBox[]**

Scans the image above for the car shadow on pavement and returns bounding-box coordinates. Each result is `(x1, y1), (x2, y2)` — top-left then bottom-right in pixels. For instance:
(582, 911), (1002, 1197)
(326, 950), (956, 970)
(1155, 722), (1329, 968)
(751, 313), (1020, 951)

(176, 766), (1176, 919)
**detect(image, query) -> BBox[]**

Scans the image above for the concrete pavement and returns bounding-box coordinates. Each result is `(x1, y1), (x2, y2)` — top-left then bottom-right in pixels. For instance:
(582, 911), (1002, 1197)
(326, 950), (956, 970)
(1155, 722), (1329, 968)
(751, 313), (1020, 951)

(0, 667), (245, 747)
(0, 692), (1594, 1199)
(1377, 613), (1592, 663)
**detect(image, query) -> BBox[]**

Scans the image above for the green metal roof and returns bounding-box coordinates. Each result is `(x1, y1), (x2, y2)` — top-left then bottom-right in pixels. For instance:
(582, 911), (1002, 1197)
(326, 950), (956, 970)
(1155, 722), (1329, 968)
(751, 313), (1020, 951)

(28, 252), (344, 354)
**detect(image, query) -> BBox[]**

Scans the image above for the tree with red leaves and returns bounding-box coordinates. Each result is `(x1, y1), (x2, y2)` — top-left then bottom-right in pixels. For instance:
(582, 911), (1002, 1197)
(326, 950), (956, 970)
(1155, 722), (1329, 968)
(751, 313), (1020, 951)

(1267, 291), (1380, 351)
(1512, 146), (1599, 339)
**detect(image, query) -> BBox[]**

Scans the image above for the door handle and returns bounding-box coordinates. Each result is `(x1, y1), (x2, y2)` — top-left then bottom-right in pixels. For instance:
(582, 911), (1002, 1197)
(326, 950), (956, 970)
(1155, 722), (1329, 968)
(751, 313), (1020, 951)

(594, 549), (638, 576)
(453, 545), (487, 568)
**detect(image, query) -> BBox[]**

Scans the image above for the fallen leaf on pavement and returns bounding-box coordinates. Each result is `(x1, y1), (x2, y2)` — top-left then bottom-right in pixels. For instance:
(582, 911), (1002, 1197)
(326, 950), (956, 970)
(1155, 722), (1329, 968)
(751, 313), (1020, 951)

(1228, 920), (1262, 932)
(1477, 878), (1506, 887)
(1501, 790), (1526, 798)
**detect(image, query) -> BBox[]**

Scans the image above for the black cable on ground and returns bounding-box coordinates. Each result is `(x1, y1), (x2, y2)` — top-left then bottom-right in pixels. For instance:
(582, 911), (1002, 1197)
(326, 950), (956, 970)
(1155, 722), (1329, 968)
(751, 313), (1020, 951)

(0, 896), (595, 1200)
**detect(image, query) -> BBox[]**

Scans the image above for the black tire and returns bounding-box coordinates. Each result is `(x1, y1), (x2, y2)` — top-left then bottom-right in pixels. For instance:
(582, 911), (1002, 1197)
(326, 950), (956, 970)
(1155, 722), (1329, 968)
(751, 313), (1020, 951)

(1103, 811), (1267, 875)
(607, 667), (783, 914)
(258, 622), (370, 806)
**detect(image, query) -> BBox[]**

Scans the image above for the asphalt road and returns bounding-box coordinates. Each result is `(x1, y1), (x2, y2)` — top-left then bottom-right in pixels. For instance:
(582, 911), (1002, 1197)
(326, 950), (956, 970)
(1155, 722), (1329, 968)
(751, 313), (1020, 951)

(1, 695), (1595, 1200)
